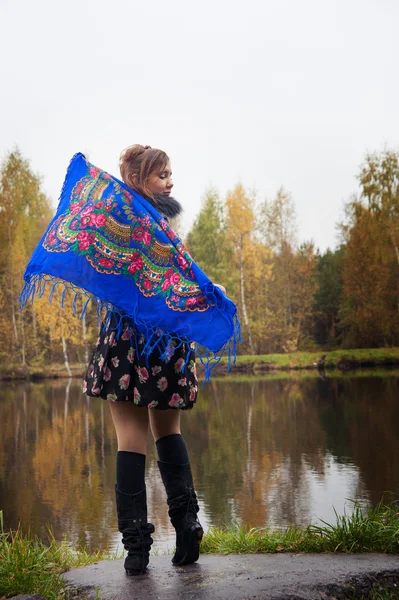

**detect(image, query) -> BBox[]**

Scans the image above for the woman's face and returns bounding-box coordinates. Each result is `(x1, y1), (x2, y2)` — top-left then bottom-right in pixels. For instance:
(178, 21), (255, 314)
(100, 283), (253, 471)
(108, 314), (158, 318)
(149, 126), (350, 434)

(146, 160), (174, 197)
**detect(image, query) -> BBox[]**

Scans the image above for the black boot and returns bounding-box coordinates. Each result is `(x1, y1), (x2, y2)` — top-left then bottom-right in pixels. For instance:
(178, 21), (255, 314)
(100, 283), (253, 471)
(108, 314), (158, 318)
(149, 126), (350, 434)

(115, 485), (155, 575)
(157, 461), (203, 565)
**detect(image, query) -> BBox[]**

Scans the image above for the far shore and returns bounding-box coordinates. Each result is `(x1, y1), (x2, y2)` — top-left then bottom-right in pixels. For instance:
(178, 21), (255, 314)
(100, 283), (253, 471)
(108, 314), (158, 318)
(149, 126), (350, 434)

(2, 347), (399, 381)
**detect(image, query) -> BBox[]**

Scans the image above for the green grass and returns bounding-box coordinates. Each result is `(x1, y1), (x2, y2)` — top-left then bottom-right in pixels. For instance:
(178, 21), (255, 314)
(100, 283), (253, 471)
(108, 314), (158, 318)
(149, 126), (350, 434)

(196, 347), (399, 378)
(1, 501), (398, 599)
(0, 361), (85, 381)
(225, 348), (399, 370)
(351, 583), (399, 599)
(211, 368), (399, 382)
(201, 500), (399, 554)
(0, 511), (119, 599)
(3, 347), (399, 381)
(365, 590), (399, 599)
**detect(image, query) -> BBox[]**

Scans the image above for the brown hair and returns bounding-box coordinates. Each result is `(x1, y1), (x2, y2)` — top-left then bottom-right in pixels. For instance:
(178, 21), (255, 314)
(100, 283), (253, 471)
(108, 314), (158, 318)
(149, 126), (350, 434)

(119, 144), (169, 199)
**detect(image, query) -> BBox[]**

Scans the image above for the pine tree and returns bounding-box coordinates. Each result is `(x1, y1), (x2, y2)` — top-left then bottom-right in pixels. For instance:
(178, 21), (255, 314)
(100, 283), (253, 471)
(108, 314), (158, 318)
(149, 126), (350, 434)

(312, 248), (344, 347)
(185, 188), (232, 285)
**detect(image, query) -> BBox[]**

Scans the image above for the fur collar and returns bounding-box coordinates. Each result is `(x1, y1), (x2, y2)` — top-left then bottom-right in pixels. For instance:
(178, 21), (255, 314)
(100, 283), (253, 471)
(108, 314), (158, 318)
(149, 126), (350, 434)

(146, 194), (182, 219)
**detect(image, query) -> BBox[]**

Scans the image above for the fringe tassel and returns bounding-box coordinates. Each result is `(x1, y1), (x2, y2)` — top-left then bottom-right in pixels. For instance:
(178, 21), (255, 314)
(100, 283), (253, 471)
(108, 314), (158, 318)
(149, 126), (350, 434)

(18, 273), (241, 381)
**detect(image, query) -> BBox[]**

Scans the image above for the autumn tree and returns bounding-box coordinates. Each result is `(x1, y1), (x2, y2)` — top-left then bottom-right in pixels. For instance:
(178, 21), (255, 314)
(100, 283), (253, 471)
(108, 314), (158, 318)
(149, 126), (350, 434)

(225, 184), (258, 354)
(260, 186), (297, 253)
(358, 150), (399, 316)
(0, 148), (98, 375)
(339, 200), (398, 347)
(0, 150), (53, 367)
(259, 188), (297, 344)
(290, 241), (319, 350)
(258, 188), (319, 352)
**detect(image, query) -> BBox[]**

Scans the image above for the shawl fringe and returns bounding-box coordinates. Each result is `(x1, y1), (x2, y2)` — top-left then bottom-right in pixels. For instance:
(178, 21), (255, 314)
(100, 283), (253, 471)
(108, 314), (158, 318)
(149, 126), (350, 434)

(19, 273), (241, 382)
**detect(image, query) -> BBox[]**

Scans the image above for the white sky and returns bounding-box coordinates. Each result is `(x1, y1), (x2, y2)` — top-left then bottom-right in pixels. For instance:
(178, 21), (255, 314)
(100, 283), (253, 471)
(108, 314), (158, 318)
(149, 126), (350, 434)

(1, 0), (398, 252)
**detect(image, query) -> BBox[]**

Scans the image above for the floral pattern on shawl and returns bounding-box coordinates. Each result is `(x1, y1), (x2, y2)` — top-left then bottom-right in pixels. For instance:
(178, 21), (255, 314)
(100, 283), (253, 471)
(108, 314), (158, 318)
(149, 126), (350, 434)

(43, 164), (208, 312)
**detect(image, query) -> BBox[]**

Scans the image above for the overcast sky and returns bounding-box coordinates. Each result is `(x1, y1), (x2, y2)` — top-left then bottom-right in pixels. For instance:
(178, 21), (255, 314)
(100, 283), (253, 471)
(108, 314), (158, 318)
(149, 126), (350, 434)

(1, 0), (398, 252)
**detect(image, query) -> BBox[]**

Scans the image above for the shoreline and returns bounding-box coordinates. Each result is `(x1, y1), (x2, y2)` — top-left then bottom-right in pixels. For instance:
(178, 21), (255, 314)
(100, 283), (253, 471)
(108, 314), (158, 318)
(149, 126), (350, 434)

(2, 348), (399, 381)
(1, 502), (398, 599)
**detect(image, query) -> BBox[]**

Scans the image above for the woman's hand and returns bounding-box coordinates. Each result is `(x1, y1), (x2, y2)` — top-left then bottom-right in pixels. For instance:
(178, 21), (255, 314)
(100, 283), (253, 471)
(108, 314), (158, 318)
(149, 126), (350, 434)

(214, 283), (226, 294)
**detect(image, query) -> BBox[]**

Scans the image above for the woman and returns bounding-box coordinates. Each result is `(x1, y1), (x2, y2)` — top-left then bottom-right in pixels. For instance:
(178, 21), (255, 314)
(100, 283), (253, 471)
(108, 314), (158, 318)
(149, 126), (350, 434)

(85, 145), (205, 575)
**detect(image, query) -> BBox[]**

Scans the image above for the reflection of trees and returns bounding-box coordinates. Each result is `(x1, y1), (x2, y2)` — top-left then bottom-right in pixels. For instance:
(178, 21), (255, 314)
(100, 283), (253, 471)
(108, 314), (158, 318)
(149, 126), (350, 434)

(235, 378), (328, 526)
(0, 380), (188, 551)
(340, 376), (399, 506)
(182, 375), (399, 529)
(312, 374), (399, 506)
(0, 382), (53, 531)
(181, 381), (250, 526)
(33, 402), (112, 550)
(1, 375), (398, 550)
(180, 377), (330, 528)
(0, 381), (117, 550)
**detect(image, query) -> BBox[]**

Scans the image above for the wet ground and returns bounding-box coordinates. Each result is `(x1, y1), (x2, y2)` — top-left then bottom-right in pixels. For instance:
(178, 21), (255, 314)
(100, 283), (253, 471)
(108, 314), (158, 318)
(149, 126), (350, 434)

(62, 553), (399, 599)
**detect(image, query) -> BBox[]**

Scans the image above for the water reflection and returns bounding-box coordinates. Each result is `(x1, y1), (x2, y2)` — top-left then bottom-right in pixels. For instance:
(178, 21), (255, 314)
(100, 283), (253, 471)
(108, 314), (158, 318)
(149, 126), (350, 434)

(0, 372), (398, 553)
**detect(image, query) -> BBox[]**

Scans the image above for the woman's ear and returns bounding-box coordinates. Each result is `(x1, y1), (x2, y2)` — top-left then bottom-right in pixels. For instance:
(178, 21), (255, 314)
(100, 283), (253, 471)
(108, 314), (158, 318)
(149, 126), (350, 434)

(127, 173), (137, 187)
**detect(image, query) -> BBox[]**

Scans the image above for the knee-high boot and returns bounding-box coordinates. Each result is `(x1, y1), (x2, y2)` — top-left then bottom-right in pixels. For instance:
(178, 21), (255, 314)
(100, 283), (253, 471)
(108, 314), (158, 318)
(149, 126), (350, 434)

(157, 461), (203, 565)
(115, 485), (155, 575)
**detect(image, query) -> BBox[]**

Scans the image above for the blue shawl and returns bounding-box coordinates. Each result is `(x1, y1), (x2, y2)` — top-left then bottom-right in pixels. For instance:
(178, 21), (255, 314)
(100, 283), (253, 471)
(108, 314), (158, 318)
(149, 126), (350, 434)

(19, 153), (241, 379)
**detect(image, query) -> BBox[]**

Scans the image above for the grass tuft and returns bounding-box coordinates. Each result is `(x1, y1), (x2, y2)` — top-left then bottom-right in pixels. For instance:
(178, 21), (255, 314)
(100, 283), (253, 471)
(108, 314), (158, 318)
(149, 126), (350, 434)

(1, 500), (398, 598)
(0, 510), (117, 599)
(201, 500), (399, 555)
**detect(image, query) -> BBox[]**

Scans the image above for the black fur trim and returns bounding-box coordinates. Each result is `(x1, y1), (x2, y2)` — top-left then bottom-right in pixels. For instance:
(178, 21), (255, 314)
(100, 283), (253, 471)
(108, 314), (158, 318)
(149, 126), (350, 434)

(147, 194), (182, 219)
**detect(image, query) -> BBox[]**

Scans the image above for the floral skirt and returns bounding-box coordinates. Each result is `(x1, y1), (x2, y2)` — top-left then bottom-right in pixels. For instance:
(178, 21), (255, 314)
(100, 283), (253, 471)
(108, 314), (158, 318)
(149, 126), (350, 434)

(83, 321), (198, 410)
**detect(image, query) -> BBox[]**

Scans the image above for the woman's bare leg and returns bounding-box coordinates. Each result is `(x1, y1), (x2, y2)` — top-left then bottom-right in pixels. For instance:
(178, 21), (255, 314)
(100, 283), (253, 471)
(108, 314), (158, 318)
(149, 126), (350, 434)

(108, 400), (149, 453)
(149, 408), (181, 442)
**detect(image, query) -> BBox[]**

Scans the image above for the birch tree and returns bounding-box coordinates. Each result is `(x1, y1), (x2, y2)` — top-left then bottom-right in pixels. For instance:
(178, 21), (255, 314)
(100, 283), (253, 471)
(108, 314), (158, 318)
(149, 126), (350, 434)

(225, 184), (256, 354)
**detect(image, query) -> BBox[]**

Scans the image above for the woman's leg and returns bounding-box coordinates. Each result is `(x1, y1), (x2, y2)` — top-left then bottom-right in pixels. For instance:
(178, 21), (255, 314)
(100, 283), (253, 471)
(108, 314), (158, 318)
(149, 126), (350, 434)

(149, 408), (203, 565)
(108, 401), (153, 576)
(108, 400), (149, 453)
(109, 400), (149, 495)
(148, 407), (180, 442)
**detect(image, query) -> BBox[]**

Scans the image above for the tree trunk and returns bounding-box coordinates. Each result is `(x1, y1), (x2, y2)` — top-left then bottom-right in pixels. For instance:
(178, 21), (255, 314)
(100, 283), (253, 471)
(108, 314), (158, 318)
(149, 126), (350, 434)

(82, 312), (89, 365)
(19, 311), (27, 368)
(62, 335), (72, 377)
(32, 307), (38, 357)
(49, 326), (53, 366)
(330, 313), (336, 341)
(389, 230), (399, 317)
(240, 254), (255, 355)
(85, 396), (92, 492)
(287, 279), (292, 326)
(11, 302), (18, 345)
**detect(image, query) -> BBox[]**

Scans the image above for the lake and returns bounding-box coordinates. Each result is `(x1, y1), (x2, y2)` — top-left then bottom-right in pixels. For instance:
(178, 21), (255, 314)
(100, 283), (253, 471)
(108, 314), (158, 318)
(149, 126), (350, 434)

(1, 371), (398, 554)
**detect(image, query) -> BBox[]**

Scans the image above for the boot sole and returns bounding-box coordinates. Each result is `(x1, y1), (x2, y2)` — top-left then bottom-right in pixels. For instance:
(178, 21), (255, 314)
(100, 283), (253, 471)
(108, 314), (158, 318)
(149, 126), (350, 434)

(172, 525), (203, 566)
(125, 568), (147, 576)
(124, 556), (149, 576)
